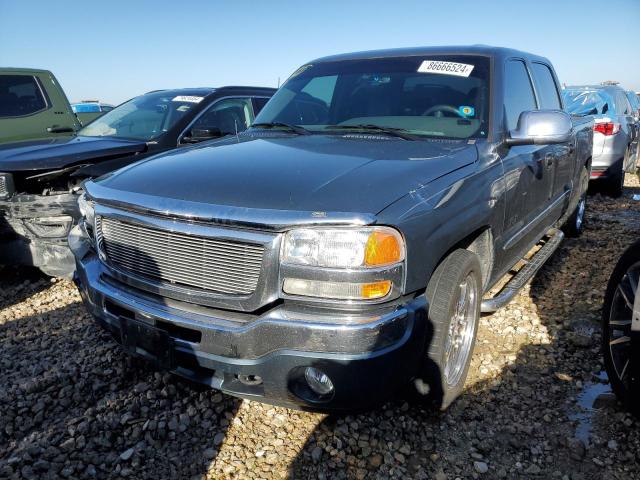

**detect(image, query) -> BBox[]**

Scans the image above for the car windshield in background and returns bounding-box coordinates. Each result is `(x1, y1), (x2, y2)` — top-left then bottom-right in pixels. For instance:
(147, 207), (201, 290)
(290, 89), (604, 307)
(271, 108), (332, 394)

(78, 91), (203, 140)
(254, 55), (490, 139)
(562, 89), (612, 116)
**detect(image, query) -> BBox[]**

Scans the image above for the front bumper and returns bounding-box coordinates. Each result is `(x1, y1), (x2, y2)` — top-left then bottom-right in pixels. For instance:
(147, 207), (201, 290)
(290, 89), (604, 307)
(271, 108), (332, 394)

(0, 192), (78, 277)
(73, 247), (428, 411)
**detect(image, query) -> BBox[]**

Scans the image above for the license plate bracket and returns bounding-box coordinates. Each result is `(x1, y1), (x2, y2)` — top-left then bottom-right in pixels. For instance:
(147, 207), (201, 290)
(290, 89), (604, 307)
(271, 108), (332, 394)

(120, 317), (174, 370)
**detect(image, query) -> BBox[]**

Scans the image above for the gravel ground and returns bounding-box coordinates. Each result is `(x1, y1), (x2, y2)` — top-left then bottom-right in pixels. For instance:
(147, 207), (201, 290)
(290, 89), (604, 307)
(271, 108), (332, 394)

(2, 178), (640, 480)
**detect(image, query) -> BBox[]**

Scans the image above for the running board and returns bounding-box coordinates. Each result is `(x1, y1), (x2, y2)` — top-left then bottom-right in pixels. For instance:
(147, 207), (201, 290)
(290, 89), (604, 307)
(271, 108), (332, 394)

(481, 228), (564, 313)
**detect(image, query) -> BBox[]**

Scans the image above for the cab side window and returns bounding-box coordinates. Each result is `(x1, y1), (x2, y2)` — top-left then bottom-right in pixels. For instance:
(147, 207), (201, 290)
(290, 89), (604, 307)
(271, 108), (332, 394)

(504, 60), (537, 131)
(531, 63), (561, 110)
(186, 97), (254, 141)
(0, 75), (48, 118)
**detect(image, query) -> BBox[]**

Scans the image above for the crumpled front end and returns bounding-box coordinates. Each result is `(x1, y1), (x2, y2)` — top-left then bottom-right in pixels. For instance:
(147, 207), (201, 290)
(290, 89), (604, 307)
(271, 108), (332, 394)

(0, 173), (79, 277)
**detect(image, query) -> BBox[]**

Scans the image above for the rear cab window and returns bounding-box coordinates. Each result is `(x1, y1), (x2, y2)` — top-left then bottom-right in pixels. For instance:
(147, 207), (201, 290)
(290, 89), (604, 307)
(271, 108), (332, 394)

(0, 74), (48, 118)
(530, 63), (561, 110)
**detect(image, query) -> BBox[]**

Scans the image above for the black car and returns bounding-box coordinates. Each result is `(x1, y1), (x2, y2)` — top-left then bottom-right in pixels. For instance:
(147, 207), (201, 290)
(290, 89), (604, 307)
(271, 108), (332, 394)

(602, 239), (640, 415)
(0, 86), (275, 276)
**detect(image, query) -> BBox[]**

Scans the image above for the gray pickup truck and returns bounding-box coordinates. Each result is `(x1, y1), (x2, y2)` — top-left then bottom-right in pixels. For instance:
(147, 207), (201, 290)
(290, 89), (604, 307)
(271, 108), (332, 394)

(71, 46), (593, 411)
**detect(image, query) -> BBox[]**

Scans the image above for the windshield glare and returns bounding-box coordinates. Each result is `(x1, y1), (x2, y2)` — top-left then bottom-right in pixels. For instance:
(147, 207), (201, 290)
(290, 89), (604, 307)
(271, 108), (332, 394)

(78, 91), (203, 140)
(254, 55), (490, 139)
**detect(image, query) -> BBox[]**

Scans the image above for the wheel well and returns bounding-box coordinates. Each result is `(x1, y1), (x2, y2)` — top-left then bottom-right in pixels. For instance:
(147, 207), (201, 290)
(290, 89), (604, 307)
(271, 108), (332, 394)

(437, 228), (494, 290)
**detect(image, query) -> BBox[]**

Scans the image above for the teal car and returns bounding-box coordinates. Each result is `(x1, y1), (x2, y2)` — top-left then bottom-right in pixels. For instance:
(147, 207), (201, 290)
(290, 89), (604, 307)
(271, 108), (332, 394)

(71, 101), (115, 125)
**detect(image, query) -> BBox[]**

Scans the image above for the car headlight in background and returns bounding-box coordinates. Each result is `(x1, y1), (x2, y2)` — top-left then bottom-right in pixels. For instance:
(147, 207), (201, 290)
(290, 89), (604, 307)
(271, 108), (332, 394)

(281, 227), (405, 301)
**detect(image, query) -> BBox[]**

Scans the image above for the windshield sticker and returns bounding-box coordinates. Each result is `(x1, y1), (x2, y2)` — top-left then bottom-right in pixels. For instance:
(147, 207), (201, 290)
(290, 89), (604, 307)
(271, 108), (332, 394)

(459, 106), (475, 117)
(418, 60), (475, 77)
(172, 95), (204, 103)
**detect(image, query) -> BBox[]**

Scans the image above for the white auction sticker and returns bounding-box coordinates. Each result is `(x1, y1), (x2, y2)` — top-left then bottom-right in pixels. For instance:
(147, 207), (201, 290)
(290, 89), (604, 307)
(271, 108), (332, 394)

(417, 60), (475, 77)
(172, 95), (204, 103)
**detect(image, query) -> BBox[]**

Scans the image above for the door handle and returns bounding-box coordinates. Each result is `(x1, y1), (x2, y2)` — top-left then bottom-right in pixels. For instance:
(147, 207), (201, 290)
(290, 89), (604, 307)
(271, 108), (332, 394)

(47, 125), (75, 133)
(545, 153), (554, 167)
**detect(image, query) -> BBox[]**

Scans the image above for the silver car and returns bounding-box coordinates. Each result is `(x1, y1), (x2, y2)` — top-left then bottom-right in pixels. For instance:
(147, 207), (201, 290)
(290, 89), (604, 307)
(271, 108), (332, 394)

(563, 85), (637, 196)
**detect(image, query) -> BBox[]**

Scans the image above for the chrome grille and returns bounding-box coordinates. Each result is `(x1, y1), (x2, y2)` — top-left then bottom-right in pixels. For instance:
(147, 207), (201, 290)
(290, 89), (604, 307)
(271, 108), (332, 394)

(96, 216), (264, 295)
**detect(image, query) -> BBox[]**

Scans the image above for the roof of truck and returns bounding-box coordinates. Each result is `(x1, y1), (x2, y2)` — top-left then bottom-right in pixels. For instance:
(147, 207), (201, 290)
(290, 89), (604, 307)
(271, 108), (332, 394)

(311, 45), (552, 65)
(0, 67), (54, 75)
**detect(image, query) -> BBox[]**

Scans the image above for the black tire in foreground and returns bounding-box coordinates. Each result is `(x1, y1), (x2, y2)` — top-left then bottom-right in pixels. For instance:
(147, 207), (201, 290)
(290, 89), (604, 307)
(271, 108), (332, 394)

(604, 155), (627, 198)
(602, 239), (640, 415)
(412, 249), (482, 410)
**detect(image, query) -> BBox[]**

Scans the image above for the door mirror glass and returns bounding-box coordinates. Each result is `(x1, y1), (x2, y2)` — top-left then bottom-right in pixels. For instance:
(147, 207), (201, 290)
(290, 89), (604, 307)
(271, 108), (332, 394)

(506, 110), (572, 146)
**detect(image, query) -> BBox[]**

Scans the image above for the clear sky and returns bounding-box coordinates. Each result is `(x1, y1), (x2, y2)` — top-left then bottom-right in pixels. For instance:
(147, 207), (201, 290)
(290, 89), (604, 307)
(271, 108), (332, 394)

(1, 0), (639, 105)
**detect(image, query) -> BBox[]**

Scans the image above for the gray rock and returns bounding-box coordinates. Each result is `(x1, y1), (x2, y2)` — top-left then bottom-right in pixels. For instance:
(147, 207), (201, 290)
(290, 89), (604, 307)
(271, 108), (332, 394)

(119, 448), (134, 462)
(474, 461), (489, 474)
(311, 446), (323, 463)
(213, 432), (225, 446)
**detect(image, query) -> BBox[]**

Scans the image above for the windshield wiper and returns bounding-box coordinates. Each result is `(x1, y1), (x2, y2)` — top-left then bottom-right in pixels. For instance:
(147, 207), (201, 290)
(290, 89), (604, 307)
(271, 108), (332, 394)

(324, 124), (417, 140)
(251, 122), (310, 135)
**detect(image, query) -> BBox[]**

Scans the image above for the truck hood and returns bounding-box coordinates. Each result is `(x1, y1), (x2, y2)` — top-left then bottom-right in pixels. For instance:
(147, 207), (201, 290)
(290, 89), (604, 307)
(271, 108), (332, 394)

(92, 135), (477, 218)
(0, 136), (148, 172)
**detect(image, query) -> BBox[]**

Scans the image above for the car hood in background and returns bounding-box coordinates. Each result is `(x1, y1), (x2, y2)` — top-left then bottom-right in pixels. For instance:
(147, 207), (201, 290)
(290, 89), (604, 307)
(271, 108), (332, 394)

(0, 136), (148, 171)
(92, 134), (478, 218)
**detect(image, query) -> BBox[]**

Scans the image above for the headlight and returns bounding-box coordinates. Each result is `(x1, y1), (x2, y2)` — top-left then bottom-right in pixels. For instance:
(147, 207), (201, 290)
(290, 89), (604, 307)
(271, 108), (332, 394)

(282, 227), (404, 268)
(281, 227), (405, 302)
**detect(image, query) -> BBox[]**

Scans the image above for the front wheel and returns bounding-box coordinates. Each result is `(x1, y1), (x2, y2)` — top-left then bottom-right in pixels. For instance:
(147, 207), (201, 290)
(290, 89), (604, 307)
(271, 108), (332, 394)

(602, 241), (640, 415)
(413, 249), (482, 409)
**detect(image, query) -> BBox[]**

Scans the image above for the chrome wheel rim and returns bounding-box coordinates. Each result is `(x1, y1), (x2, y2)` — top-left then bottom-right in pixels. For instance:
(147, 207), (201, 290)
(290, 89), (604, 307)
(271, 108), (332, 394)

(607, 261), (639, 386)
(576, 197), (586, 230)
(443, 274), (478, 387)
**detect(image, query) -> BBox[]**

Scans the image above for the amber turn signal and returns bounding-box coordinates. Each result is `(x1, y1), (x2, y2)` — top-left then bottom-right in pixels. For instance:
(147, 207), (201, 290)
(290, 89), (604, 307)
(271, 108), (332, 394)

(361, 280), (392, 299)
(364, 231), (403, 266)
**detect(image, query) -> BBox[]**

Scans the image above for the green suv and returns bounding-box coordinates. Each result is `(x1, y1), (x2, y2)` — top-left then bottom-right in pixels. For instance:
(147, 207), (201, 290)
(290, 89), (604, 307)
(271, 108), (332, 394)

(0, 68), (81, 144)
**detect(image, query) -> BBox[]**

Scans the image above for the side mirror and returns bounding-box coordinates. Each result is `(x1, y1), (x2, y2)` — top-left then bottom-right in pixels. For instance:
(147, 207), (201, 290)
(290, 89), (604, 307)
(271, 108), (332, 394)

(506, 110), (573, 146)
(183, 127), (223, 143)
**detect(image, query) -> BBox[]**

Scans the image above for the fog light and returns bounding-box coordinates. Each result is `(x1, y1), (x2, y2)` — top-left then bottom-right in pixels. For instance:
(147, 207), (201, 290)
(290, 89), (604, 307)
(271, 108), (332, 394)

(283, 278), (392, 300)
(304, 367), (334, 396)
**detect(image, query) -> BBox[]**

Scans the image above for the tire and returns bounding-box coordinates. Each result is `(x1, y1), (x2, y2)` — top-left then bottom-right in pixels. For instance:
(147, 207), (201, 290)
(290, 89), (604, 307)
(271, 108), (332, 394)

(605, 150), (631, 198)
(602, 240), (640, 416)
(412, 249), (482, 410)
(563, 166), (589, 238)
(604, 165), (625, 198)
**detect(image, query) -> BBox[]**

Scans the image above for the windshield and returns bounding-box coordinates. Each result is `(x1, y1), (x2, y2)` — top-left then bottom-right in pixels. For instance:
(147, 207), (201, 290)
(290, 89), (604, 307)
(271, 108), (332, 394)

(78, 91), (203, 140)
(562, 89), (612, 116)
(254, 55), (490, 139)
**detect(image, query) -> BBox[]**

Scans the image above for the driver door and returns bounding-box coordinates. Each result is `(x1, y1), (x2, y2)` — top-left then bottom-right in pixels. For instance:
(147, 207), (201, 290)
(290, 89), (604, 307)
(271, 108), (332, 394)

(500, 60), (555, 259)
